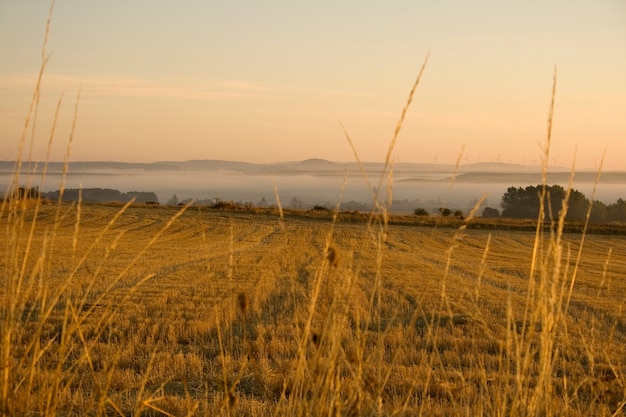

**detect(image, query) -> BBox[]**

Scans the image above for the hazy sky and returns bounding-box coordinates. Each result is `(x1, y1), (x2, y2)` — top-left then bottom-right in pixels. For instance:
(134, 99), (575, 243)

(1, 1), (625, 169)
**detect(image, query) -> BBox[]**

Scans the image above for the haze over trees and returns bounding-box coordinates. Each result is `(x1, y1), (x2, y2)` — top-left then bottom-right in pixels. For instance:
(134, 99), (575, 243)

(31, 183), (626, 224)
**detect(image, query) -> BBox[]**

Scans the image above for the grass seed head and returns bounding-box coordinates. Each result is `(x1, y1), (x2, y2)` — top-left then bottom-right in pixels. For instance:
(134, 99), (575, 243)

(311, 332), (321, 347)
(326, 246), (339, 267)
(237, 292), (249, 315)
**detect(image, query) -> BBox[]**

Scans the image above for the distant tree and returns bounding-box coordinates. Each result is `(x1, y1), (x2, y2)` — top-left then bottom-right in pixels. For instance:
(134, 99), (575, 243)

(413, 207), (429, 216)
(42, 188), (161, 204)
(437, 207), (453, 217)
(607, 198), (626, 222)
(453, 210), (464, 219)
(19, 186), (40, 199)
(481, 207), (500, 218)
(122, 191), (158, 204)
(566, 189), (590, 220)
(545, 185), (566, 220)
(501, 184), (589, 220)
(311, 204), (330, 212)
(167, 194), (179, 206)
(59, 188), (121, 203)
(7, 187), (41, 202)
(501, 186), (540, 218)
(589, 200), (607, 223)
(289, 197), (302, 209)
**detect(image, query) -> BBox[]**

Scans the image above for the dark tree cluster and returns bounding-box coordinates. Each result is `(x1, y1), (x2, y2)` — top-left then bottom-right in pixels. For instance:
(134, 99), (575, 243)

(412, 207), (465, 218)
(500, 185), (626, 223)
(481, 207), (501, 218)
(436, 207), (464, 218)
(43, 188), (159, 204)
(3, 186), (41, 201)
(589, 198), (626, 223)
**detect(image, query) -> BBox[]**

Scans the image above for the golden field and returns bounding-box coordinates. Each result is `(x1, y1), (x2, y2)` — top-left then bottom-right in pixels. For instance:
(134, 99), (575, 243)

(5, 5), (626, 415)
(2, 201), (625, 416)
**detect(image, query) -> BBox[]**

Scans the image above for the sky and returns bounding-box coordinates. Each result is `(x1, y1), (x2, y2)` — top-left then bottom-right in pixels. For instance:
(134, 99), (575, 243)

(1, 1), (625, 169)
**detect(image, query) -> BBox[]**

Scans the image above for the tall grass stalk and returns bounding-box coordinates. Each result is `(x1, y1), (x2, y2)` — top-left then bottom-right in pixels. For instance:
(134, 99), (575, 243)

(4, 8), (626, 415)
(1, 1), (54, 411)
(0, 5), (193, 415)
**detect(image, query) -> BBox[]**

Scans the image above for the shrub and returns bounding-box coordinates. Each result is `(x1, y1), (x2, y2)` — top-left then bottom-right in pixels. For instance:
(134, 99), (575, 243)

(437, 207), (453, 217)
(482, 206), (500, 218)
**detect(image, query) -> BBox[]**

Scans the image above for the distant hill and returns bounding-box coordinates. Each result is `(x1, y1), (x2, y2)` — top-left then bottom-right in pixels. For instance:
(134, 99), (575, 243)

(1, 159), (623, 182)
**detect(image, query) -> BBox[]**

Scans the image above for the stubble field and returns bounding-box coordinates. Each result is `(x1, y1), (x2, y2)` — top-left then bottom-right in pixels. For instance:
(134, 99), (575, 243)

(3, 201), (626, 416)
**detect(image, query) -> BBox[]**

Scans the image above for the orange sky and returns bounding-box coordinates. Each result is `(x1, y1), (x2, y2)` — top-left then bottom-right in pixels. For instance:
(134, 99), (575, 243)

(1, 1), (625, 169)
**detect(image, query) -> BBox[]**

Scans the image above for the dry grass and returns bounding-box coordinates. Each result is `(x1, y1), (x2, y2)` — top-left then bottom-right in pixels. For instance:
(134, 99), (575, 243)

(3, 7), (626, 416)
(2, 202), (626, 416)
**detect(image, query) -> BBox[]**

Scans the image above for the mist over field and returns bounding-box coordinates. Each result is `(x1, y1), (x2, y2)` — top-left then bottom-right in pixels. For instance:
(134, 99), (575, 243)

(2, 159), (625, 213)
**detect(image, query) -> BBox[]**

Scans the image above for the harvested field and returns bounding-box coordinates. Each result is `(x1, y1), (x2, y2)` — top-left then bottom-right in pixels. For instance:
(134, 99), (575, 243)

(3, 202), (626, 416)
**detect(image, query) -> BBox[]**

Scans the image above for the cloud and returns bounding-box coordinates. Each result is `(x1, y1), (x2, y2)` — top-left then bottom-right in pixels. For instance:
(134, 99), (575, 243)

(0, 72), (377, 104)
(0, 73), (283, 102)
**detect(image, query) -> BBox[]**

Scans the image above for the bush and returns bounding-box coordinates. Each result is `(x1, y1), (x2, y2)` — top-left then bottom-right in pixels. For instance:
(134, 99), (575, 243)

(414, 207), (429, 216)
(482, 207), (500, 218)
(437, 207), (453, 217)
(210, 200), (255, 211)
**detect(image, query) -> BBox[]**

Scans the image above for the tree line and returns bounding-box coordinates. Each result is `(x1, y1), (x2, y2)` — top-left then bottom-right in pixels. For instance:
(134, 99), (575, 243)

(42, 188), (159, 204)
(494, 184), (626, 223)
